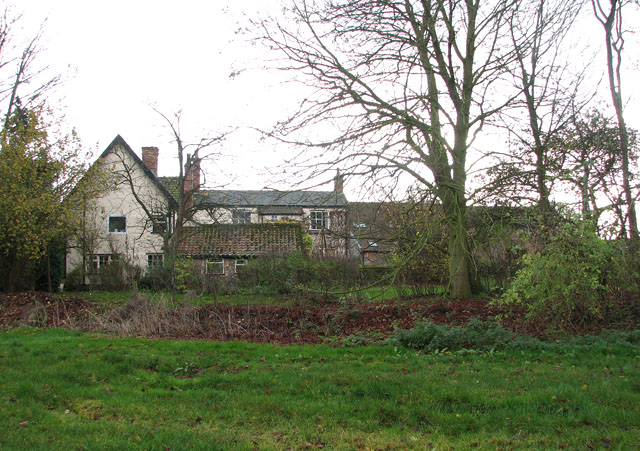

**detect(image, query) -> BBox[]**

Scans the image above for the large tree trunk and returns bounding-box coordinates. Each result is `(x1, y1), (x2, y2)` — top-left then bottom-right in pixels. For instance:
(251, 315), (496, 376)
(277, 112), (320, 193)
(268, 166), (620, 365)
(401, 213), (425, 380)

(442, 189), (472, 299)
(448, 221), (472, 298)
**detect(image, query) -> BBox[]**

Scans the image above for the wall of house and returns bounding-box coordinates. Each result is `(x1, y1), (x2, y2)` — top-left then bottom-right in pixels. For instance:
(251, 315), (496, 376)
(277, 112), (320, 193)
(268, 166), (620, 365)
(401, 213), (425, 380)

(66, 144), (170, 283)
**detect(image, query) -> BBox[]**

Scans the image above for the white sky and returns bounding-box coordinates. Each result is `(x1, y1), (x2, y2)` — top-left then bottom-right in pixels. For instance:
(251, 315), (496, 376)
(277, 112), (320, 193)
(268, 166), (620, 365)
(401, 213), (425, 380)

(12, 0), (640, 201)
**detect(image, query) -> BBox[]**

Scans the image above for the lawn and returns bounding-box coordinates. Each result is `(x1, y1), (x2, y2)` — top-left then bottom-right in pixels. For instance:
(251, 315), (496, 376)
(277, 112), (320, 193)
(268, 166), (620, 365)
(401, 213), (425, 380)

(1, 328), (638, 449)
(58, 290), (285, 306)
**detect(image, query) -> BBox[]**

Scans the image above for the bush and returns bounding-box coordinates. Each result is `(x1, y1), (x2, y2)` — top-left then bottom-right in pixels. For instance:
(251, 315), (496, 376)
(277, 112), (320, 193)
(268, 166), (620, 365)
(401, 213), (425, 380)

(499, 220), (638, 332)
(238, 254), (360, 297)
(394, 319), (516, 352)
(393, 319), (640, 352)
(64, 267), (85, 291)
(139, 266), (173, 291)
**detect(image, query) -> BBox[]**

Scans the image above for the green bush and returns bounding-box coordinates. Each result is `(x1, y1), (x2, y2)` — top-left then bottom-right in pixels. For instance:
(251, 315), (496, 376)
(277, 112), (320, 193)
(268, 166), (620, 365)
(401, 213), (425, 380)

(139, 266), (173, 291)
(394, 319), (516, 352)
(64, 266), (85, 291)
(394, 319), (640, 352)
(96, 257), (141, 291)
(238, 254), (359, 297)
(499, 220), (638, 332)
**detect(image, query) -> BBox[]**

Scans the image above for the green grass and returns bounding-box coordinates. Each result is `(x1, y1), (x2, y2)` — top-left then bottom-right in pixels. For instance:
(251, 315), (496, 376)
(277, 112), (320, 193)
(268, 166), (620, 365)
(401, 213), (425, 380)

(1, 328), (638, 449)
(59, 290), (285, 306)
(59, 284), (448, 307)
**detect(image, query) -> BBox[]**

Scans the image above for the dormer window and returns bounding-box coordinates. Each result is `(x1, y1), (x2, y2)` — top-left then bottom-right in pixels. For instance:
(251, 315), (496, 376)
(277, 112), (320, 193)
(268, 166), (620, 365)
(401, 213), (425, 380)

(232, 209), (251, 224)
(108, 216), (127, 234)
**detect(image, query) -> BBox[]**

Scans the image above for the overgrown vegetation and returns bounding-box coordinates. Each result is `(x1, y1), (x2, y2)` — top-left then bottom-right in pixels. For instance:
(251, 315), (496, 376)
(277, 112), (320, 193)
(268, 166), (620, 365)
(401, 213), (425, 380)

(393, 319), (640, 353)
(500, 219), (640, 332)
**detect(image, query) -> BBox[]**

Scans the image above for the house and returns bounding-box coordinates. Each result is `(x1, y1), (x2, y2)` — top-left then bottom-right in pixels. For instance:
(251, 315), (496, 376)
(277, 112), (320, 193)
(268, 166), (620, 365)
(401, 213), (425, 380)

(66, 135), (350, 285)
(66, 136), (177, 285)
(192, 186), (349, 258)
(177, 223), (304, 275)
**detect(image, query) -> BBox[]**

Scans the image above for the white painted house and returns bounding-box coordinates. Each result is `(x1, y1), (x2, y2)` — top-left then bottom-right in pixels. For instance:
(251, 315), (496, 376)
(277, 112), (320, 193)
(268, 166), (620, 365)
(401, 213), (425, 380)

(66, 135), (350, 285)
(66, 136), (176, 284)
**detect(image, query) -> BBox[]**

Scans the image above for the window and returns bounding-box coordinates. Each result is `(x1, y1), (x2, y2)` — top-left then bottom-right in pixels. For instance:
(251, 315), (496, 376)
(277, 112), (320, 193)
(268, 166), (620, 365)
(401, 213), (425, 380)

(232, 210), (251, 224)
(147, 254), (164, 268)
(310, 210), (328, 230)
(108, 216), (127, 233)
(151, 215), (167, 234)
(206, 258), (224, 275)
(91, 254), (113, 273)
(271, 215), (278, 221)
(234, 259), (247, 273)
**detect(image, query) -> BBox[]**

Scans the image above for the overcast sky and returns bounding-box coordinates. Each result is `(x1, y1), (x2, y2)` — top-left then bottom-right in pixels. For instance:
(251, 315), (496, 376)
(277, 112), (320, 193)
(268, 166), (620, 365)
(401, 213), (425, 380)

(13, 1), (640, 200)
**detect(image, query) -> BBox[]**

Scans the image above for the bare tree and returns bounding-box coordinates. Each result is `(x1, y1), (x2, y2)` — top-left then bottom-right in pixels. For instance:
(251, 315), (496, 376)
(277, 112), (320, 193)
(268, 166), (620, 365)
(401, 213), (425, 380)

(111, 108), (226, 280)
(259, 0), (537, 298)
(482, 0), (586, 222)
(0, 9), (62, 128)
(592, 0), (639, 245)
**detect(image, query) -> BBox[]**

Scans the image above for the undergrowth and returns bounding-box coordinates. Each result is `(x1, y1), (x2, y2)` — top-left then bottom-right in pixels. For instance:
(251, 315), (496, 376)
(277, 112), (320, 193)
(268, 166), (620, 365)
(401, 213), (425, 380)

(393, 318), (640, 352)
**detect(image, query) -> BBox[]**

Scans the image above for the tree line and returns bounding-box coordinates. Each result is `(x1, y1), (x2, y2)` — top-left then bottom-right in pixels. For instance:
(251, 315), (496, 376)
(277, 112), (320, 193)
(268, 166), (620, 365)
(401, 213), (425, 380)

(1, 1), (639, 300)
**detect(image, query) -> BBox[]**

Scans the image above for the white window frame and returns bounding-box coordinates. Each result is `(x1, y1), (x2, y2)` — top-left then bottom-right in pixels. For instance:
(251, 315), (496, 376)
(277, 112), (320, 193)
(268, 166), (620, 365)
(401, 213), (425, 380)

(91, 254), (113, 273)
(234, 259), (247, 273)
(206, 258), (225, 275)
(310, 210), (328, 231)
(108, 215), (127, 234)
(232, 209), (251, 224)
(147, 253), (164, 269)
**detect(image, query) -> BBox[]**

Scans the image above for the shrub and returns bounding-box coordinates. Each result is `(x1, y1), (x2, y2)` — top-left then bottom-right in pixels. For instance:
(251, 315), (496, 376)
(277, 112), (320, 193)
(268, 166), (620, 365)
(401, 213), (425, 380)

(394, 319), (516, 352)
(64, 267), (85, 291)
(96, 257), (141, 291)
(499, 220), (638, 332)
(173, 258), (198, 293)
(139, 266), (173, 291)
(393, 319), (640, 352)
(238, 254), (360, 297)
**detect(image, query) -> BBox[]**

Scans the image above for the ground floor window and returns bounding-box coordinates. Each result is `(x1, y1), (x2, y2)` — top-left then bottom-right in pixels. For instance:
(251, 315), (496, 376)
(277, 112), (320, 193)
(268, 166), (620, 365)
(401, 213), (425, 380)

(234, 259), (247, 273)
(91, 254), (113, 273)
(206, 258), (224, 275)
(147, 253), (164, 268)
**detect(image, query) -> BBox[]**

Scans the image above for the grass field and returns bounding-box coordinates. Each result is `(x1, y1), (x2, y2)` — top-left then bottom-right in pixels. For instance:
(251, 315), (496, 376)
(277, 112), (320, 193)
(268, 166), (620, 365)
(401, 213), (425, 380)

(1, 328), (638, 450)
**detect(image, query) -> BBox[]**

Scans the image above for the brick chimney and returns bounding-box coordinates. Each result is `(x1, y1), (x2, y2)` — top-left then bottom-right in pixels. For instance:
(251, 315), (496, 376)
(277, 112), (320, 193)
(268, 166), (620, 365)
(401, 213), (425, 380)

(142, 146), (159, 175)
(334, 169), (344, 194)
(183, 151), (201, 209)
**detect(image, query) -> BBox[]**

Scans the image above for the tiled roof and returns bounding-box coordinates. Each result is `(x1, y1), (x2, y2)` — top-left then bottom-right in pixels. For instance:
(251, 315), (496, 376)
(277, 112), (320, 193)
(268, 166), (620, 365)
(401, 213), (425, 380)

(194, 190), (347, 208)
(177, 224), (303, 258)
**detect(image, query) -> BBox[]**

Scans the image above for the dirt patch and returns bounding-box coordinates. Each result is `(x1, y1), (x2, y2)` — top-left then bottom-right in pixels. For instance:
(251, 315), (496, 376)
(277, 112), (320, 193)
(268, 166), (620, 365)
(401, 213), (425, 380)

(1, 292), (637, 343)
(0, 292), (92, 329)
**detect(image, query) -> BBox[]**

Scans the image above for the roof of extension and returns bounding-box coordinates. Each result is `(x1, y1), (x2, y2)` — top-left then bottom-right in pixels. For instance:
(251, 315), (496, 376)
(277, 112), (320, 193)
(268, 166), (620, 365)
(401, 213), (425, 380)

(194, 190), (347, 208)
(157, 176), (181, 200)
(100, 135), (178, 209)
(177, 223), (303, 258)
